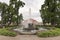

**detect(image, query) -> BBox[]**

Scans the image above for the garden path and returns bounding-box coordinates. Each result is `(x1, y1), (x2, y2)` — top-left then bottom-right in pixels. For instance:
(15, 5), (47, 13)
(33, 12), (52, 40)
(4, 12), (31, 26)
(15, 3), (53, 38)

(0, 35), (60, 40)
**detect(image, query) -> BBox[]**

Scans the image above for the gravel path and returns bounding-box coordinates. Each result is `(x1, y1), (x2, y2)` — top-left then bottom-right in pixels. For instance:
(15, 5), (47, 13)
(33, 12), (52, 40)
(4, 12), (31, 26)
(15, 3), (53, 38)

(0, 35), (60, 40)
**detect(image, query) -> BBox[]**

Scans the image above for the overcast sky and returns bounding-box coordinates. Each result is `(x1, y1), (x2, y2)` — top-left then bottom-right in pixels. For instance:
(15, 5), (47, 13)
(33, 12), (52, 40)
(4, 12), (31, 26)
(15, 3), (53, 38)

(0, 0), (45, 22)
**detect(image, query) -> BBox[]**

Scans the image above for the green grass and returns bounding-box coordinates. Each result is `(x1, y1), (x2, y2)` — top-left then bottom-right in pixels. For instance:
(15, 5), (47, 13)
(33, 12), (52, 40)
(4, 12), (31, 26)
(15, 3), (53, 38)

(0, 28), (17, 37)
(37, 28), (60, 37)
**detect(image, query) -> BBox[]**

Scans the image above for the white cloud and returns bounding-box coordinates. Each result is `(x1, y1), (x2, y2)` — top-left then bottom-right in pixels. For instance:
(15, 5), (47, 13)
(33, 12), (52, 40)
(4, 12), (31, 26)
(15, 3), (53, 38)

(20, 0), (45, 22)
(0, 0), (9, 5)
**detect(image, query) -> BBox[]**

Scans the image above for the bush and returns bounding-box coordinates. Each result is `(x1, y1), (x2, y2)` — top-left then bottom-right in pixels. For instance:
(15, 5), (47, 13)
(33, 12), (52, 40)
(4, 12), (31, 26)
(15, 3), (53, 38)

(36, 25), (56, 30)
(0, 28), (17, 37)
(37, 28), (60, 37)
(5, 25), (17, 29)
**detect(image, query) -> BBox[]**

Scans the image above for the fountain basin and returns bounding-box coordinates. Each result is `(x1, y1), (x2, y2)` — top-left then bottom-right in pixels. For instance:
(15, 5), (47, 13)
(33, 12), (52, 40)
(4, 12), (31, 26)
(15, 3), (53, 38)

(13, 29), (37, 35)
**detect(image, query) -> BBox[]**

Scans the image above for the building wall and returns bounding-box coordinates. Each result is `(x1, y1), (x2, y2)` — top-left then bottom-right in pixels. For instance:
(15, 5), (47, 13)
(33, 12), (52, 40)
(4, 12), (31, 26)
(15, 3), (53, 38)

(21, 19), (43, 28)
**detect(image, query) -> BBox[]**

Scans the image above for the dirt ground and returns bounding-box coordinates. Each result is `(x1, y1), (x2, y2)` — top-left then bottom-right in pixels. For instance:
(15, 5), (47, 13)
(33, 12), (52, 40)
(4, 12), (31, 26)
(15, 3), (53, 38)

(0, 35), (60, 40)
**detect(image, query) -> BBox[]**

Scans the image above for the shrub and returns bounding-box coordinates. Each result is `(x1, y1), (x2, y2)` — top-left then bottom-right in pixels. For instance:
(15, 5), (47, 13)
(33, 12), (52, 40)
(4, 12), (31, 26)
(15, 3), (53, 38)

(37, 28), (60, 37)
(0, 28), (17, 37)
(36, 25), (56, 30)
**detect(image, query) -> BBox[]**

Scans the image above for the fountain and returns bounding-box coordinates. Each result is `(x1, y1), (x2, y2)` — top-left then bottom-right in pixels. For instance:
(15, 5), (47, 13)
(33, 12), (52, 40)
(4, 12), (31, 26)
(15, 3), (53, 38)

(13, 24), (37, 35)
(13, 8), (37, 34)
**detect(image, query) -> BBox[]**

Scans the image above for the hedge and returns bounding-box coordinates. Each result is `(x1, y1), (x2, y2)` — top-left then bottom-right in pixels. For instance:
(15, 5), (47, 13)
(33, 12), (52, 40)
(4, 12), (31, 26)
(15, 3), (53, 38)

(0, 28), (17, 37)
(37, 28), (60, 37)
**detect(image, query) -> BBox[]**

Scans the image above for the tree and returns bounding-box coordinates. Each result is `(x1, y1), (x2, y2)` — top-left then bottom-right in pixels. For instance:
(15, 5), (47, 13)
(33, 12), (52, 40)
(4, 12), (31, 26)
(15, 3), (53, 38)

(0, 3), (8, 26)
(18, 14), (23, 24)
(0, 0), (25, 27)
(9, 0), (25, 26)
(40, 0), (60, 26)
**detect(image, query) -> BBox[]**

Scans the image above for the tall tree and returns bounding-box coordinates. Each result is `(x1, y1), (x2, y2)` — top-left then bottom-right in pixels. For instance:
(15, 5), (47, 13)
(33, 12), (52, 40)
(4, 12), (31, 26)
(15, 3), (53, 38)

(0, 3), (8, 26)
(40, 0), (60, 26)
(0, 0), (25, 27)
(9, 0), (25, 26)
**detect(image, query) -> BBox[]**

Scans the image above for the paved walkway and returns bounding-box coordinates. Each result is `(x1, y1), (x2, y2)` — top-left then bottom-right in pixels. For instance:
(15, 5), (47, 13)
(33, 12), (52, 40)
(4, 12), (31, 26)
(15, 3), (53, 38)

(0, 35), (60, 40)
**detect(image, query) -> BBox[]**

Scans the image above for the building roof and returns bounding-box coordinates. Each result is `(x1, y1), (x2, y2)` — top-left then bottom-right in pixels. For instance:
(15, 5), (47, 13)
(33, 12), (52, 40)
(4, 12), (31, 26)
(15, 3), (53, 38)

(23, 18), (38, 22)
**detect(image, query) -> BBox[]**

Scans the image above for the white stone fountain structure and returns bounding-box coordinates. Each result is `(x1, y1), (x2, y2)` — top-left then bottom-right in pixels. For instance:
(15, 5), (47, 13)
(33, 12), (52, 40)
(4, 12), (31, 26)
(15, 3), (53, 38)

(13, 8), (37, 34)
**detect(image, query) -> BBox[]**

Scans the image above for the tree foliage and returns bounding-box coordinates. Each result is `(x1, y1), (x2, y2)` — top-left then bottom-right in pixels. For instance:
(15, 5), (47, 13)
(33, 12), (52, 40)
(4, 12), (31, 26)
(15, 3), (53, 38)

(40, 0), (60, 26)
(18, 14), (23, 24)
(0, 0), (25, 26)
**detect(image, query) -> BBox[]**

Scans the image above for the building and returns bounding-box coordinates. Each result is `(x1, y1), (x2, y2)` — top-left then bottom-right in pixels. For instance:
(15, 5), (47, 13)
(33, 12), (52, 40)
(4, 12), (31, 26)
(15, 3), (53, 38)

(22, 18), (42, 29)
